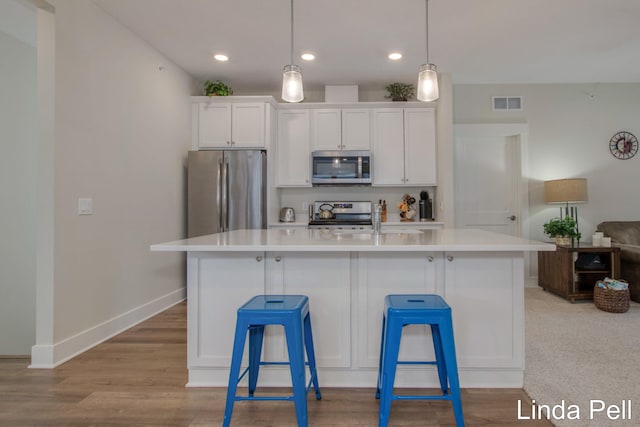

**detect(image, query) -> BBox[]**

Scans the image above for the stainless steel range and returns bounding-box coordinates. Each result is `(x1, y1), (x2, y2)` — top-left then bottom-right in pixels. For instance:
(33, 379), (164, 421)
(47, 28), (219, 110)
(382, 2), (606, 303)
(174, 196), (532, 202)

(308, 201), (372, 229)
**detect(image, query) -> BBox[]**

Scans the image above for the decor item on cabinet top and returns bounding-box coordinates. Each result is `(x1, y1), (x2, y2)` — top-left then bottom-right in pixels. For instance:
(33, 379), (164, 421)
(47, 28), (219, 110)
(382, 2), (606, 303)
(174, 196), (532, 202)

(543, 216), (581, 246)
(385, 82), (415, 101)
(203, 79), (233, 96)
(398, 193), (417, 221)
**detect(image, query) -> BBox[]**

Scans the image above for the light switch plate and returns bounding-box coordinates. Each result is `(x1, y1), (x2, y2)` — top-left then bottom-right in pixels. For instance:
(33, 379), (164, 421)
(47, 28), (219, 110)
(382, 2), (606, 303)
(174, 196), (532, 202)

(78, 198), (93, 215)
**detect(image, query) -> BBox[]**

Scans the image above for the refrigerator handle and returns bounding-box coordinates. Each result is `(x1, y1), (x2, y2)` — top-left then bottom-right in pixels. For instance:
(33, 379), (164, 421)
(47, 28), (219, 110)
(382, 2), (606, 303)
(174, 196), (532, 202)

(217, 156), (223, 232)
(221, 156), (229, 231)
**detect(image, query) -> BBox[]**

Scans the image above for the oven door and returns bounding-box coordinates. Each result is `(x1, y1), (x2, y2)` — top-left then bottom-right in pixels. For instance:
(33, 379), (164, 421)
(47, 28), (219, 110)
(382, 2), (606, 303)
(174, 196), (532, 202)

(311, 150), (371, 185)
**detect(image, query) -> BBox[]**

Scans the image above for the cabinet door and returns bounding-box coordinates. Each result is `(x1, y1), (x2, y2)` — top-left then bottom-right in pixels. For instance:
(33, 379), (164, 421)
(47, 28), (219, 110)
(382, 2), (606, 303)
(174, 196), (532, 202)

(277, 110), (311, 186)
(404, 108), (437, 185)
(312, 109), (342, 150)
(188, 252), (265, 368)
(231, 103), (265, 147)
(357, 253), (436, 368)
(265, 252), (351, 368)
(372, 109), (405, 185)
(198, 103), (232, 148)
(342, 109), (371, 150)
(443, 252), (523, 369)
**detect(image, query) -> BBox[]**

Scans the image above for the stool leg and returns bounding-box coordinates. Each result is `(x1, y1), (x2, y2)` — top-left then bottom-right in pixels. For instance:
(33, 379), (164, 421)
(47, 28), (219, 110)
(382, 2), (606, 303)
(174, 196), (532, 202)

(440, 318), (465, 427)
(285, 313), (308, 427)
(223, 317), (249, 427)
(430, 324), (448, 394)
(303, 313), (321, 399)
(379, 316), (402, 427)
(375, 314), (387, 399)
(248, 325), (265, 397)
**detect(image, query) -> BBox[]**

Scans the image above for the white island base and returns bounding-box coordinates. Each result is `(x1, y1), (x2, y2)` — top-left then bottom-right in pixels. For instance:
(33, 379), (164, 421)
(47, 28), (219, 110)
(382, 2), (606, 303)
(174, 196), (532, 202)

(152, 229), (554, 388)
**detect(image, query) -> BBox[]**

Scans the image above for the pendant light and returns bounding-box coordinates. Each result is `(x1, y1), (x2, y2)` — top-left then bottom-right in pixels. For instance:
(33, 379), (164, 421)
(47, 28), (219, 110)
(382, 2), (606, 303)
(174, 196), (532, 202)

(417, 0), (439, 102)
(282, 0), (304, 102)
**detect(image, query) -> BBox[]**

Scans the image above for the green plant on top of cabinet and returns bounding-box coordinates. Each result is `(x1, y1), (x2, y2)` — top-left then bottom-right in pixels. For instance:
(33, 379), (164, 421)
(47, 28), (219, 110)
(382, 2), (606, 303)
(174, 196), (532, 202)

(372, 107), (436, 186)
(195, 101), (265, 149)
(312, 108), (371, 151)
(277, 109), (311, 187)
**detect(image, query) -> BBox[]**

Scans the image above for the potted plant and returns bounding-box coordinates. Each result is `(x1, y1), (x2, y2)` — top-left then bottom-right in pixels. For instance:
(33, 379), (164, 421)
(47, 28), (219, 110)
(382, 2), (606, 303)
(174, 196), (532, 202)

(203, 79), (234, 97)
(384, 82), (414, 101)
(543, 216), (581, 245)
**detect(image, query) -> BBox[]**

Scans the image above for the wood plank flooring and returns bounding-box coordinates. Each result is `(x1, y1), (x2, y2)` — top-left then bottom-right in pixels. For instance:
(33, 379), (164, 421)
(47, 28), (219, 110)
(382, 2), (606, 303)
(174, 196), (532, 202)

(0, 302), (552, 426)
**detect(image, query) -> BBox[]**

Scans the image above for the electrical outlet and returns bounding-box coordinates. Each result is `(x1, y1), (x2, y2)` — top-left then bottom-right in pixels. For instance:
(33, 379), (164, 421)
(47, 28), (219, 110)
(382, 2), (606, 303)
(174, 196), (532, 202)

(78, 198), (93, 215)
(302, 201), (309, 211)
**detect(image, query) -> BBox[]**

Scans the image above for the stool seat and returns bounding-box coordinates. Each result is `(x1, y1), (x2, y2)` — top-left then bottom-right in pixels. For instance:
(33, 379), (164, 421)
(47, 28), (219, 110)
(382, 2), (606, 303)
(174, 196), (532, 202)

(376, 294), (465, 427)
(223, 295), (321, 427)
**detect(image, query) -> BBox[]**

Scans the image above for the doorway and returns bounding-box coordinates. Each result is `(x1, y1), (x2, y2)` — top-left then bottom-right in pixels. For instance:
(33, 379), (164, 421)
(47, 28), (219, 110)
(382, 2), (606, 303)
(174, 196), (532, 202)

(454, 124), (529, 238)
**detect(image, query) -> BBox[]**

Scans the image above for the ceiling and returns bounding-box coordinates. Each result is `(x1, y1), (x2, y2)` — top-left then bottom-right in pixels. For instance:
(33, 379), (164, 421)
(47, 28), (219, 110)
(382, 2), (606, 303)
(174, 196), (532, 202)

(93, 0), (640, 92)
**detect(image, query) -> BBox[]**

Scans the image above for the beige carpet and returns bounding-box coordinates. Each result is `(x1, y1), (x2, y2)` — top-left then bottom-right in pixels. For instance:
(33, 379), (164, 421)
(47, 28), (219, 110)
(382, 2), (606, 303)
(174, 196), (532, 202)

(524, 287), (640, 426)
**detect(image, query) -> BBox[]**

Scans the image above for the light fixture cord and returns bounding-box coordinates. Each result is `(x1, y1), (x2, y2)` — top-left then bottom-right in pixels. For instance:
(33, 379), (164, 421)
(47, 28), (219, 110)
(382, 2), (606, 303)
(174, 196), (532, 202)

(290, 0), (294, 64)
(425, 0), (430, 63)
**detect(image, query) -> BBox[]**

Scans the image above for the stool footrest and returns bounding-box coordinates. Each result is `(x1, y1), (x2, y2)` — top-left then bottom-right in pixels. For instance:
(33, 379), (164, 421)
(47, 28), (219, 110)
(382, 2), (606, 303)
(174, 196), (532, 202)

(396, 361), (437, 365)
(236, 395), (295, 402)
(393, 394), (452, 401)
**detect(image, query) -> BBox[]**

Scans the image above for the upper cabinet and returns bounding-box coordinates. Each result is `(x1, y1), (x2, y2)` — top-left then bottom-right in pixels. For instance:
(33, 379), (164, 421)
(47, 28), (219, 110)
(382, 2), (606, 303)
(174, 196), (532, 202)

(277, 109), (311, 187)
(372, 107), (437, 186)
(192, 97), (274, 149)
(311, 108), (371, 151)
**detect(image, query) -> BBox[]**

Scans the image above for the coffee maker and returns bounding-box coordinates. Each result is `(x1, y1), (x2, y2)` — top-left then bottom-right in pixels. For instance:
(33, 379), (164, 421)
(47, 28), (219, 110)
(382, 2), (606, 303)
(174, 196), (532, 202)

(418, 190), (433, 221)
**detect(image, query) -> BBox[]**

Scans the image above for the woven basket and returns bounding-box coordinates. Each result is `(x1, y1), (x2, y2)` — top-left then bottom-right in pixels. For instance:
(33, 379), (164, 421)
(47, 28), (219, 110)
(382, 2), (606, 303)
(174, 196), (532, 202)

(593, 282), (630, 313)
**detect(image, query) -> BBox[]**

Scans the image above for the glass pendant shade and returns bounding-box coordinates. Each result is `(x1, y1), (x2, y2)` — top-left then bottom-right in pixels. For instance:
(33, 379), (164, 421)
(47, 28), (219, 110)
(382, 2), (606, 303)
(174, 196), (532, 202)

(282, 64), (304, 103)
(417, 63), (439, 102)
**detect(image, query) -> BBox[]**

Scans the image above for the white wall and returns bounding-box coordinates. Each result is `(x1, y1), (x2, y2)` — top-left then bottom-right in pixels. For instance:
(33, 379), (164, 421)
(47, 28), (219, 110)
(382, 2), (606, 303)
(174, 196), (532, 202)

(32, 0), (197, 366)
(453, 83), (640, 245)
(0, 0), (37, 355)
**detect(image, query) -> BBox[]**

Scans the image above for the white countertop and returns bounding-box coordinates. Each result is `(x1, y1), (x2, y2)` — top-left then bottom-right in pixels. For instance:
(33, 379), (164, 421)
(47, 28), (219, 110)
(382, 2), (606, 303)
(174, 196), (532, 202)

(151, 228), (555, 253)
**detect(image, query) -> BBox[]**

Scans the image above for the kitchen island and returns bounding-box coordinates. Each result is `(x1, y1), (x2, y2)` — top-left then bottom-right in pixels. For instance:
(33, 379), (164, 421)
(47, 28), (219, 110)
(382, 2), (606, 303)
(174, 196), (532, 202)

(151, 228), (554, 388)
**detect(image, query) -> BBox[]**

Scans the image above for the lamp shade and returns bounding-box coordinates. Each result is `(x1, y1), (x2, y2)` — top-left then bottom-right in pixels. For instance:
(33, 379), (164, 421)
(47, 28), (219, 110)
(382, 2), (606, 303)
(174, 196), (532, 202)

(282, 64), (304, 103)
(417, 63), (439, 102)
(544, 178), (588, 204)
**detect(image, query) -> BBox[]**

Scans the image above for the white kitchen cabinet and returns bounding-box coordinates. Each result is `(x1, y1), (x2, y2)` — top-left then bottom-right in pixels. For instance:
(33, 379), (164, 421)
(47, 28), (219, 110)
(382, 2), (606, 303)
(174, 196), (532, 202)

(372, 107), (437, 186)
(277, 109), (311, 187)
(264, 252), (351, 368)
(312, 108), (370, 151)
(196, 102), (265, 148)
(187, 252), (265, 368)
(357, 253), (437, 368)
(443, 252), (523, 369)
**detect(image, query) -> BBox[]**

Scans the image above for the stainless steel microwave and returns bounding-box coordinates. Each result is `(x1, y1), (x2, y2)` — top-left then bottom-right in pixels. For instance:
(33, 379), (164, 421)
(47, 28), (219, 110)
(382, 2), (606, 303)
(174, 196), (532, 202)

(311, 150), (372, 185)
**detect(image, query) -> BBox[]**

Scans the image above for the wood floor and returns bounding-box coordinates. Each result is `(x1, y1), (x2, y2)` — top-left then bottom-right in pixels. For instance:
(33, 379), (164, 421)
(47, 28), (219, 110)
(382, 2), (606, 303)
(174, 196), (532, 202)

(0, 302), (552, 426)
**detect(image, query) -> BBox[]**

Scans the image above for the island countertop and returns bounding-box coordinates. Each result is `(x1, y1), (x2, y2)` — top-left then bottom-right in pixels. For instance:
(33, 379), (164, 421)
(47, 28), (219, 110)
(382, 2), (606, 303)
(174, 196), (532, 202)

(151, 228), (555, 252)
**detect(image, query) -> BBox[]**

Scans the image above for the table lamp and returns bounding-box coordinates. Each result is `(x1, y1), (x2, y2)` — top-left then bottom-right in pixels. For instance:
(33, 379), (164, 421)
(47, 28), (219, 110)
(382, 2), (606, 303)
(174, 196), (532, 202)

(544, 178), (588, 235)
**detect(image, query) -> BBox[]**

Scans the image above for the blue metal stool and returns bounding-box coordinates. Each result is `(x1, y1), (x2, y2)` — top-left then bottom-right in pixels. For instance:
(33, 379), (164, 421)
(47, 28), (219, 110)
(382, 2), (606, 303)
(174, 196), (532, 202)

(375, 294), (464, 427)
(223, 295), (321, 427)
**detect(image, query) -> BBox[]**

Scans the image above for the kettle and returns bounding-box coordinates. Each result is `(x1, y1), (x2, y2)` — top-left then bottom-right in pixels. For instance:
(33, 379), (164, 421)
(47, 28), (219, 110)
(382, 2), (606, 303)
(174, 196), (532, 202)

(279, 207), (296, 222)
(318, 203), (335, 219)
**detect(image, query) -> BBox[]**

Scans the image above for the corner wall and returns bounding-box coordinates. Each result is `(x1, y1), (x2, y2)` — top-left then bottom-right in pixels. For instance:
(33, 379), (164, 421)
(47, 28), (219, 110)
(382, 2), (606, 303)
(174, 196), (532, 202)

(32, 0), (196, 366)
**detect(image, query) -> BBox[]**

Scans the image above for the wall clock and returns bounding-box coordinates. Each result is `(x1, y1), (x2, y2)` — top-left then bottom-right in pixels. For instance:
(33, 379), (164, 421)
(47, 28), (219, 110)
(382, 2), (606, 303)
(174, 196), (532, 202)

(609, 131), (638, 160)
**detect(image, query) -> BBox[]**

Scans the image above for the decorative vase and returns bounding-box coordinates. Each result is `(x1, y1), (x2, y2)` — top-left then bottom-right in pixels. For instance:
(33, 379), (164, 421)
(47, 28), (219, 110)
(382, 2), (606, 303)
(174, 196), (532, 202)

(555, 236), (571, 246)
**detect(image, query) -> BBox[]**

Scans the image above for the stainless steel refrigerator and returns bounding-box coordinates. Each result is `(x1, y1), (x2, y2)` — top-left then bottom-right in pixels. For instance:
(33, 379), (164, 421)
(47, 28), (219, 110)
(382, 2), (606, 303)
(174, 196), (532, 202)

(187, 150), (267, 237)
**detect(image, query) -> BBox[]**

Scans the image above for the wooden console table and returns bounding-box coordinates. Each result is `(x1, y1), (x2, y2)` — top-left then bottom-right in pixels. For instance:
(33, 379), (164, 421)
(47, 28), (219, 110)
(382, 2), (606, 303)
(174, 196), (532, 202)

(538, 245), (621, 303)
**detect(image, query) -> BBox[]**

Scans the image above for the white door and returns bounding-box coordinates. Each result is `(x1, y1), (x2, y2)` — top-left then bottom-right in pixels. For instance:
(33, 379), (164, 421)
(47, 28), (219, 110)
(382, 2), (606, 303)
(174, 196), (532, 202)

(231, 103), (265, 147)
(277, 110), (311, 186)
(454, 124), (527, 237)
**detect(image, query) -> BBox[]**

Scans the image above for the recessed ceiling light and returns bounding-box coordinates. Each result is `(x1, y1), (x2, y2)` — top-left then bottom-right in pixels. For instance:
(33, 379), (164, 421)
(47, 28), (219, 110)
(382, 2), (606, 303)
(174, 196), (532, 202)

(301, 53), (315, 61)
(214, 54), (229, 62)
(388, 52), (403, 60)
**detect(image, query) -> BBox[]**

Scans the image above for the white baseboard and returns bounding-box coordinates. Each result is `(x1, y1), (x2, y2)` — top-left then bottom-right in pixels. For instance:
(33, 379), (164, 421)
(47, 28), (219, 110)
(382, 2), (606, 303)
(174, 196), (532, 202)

(29, 287), (186, 368)
(525, 275), (539, 288)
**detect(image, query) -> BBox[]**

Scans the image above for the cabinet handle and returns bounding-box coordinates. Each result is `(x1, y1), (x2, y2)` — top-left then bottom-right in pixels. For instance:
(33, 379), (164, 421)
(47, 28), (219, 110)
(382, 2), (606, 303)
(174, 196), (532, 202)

(427, 256), (434, 262)
(275, 256), (282, 262)
(256, 256), (262, 262)
(447, 255), (454, 262)
(226, 141), (231, 145)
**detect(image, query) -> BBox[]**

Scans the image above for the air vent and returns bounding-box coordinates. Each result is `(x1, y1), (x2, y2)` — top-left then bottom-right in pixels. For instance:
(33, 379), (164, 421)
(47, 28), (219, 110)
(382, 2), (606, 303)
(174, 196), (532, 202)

(492, 96), (523, 111)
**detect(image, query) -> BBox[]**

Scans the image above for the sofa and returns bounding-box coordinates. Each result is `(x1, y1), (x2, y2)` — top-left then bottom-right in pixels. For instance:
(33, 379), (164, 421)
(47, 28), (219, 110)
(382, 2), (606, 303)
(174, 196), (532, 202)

(596, 221), (640, 302)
